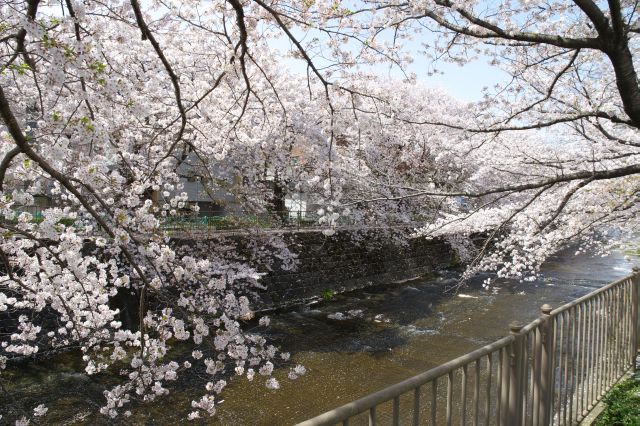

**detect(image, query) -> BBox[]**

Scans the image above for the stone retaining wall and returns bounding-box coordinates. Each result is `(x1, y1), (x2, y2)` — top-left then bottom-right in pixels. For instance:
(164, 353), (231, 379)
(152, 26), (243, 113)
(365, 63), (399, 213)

(255, 229), (455, 308)
(176, 228), (456, 309)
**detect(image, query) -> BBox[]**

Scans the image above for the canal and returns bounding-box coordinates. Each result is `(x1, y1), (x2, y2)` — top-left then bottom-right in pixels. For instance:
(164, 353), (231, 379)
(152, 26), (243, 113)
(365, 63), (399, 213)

(2, 247), (636, 425)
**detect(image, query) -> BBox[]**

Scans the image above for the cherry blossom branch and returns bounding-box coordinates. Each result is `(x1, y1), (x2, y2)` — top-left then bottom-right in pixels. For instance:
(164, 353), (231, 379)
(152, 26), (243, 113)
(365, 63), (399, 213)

(0, 146), (21, 191)
(130, 0), (188, 145)
(417, 1), (601, 50)
(461, 184), (554, 283)
(344, 163), (640, 205)
(63, 0), (95, 122)
(535, 178), (595, 234)
(0, 83), (153, 355)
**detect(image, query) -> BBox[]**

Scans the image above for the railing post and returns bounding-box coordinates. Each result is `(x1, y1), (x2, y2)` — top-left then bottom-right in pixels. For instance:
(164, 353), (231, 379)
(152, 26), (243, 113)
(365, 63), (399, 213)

(538, 304), (554, 426)
(632, 266), (639, 370)
(507, 321), (525, 426)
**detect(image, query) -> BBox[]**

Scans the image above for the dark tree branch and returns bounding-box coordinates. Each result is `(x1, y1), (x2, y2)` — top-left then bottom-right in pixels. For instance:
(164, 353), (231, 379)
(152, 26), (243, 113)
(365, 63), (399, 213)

(0, 146), (20, 191)
(418, 1), (602, 50)
(397, 111), (632, 132)
(604, 41), (640, 127)
(607, 0), (625, 37)
(130, 0), (187, 145)
(536, 178), (595, 234)
(504, 49), (581, 124)
(64, 0), (95, 122)
(572, 0), (610, 35)
(344, 163), (640, 205)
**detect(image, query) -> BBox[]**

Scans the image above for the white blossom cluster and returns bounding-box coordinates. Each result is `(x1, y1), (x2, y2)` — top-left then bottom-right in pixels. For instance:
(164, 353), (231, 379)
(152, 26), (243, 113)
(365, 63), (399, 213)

(1, 0), (638, 422)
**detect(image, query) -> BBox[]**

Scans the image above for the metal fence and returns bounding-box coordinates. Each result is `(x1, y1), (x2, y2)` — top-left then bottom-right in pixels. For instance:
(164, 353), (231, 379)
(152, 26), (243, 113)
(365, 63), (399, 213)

(6, 207), (427, 236)
(161, 211), (426, 235)
(162, 211), (320, 232)
(297, 268), (640, 426)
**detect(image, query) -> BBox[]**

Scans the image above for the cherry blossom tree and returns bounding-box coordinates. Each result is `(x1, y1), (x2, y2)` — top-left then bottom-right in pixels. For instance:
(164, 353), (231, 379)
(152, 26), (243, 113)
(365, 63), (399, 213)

(400, 0), (640, 280)
(2, 0), (638, 423)
(0, 0), (468, 422)
(253, 0), (639, 279)
(0, 0), (313, 421)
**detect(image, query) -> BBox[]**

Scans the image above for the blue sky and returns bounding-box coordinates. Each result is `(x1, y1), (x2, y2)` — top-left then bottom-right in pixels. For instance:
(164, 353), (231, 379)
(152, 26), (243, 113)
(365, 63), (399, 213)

(270, 27), (509, 103)
(383, 54), (508, 103)
(416, 60), (506, 103)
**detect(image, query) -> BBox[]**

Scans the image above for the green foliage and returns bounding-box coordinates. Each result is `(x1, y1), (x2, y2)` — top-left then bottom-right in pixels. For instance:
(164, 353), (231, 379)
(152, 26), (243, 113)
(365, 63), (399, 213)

(80, 116), (95, 131)
(211, 216), (237, 229)
(594, 375), (640, 426)
(57, 218), (75, 227)
(8, 62), (32, 75)
(89, 61), (107, 74)
(622, 242), (640, 257)
(321, 290), (335, 301)
(42, 33), (57, 49)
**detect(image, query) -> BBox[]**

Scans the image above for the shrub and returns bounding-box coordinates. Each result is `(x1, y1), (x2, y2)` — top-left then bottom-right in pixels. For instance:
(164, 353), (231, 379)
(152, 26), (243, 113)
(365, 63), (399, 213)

(594, 374), (640, 426)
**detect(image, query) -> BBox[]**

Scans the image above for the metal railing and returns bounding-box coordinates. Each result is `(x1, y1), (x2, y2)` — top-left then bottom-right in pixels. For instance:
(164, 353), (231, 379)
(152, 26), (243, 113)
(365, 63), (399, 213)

(5, 207), (427, 236)
(162, 211), (427, 235)
(298, 268), (640, 426)
(162, 211), (320, 232)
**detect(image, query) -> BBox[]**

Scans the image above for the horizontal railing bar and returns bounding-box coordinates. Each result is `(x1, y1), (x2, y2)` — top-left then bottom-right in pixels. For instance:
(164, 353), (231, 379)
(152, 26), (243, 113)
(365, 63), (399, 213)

(520, 317), (543, 334)
(296, 335), (515, 426)
(297, 271), (638, 426)
(550, 275), (635, 316)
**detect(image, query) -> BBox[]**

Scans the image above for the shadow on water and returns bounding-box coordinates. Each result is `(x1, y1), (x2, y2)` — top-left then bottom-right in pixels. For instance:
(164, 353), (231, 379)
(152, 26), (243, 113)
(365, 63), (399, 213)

(1, 247), (637, 425)
(261, 274), (454, 356)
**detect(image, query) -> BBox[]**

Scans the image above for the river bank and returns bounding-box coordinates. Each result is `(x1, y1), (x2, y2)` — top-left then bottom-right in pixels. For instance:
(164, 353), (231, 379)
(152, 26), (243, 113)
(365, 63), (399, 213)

(1, 248), (637, 425)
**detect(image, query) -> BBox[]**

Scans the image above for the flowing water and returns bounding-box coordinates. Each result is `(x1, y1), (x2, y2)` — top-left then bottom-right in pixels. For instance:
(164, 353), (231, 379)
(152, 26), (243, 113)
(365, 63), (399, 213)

(1, 248), (637, 425)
